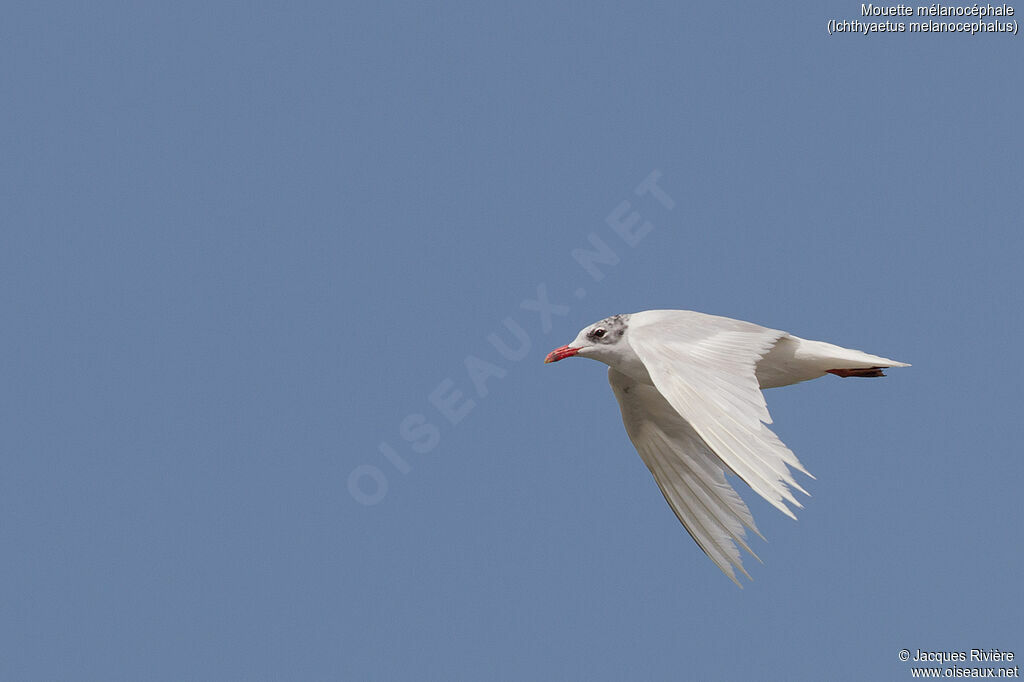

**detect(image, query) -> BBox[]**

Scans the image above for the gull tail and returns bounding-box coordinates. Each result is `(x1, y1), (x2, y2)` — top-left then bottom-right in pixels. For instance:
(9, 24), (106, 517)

(756, 335), (910, 389)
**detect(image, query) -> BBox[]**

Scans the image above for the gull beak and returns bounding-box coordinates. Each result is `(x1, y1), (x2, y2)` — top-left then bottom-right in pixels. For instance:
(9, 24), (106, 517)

(544, 345), (580, 363)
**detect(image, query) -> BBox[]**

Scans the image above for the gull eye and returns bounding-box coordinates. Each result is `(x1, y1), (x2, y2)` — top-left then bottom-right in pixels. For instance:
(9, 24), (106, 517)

(593, 328), (606, 338)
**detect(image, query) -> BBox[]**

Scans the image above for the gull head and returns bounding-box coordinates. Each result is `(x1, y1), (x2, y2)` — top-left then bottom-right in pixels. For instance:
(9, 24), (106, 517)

(544, 314), (630, 365)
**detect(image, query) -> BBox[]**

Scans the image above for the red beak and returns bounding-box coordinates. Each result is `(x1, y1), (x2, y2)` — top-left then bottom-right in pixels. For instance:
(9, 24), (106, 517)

(544, 345), (580, 363)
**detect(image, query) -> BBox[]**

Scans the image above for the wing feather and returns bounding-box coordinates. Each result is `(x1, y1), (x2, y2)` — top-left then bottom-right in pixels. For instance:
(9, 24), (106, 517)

(626, 310), (812, 519)
(609, 368), (764, 585)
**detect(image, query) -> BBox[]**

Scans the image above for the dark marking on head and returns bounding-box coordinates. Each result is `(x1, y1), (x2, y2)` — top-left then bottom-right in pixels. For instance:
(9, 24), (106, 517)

(586, 314), (629, 344)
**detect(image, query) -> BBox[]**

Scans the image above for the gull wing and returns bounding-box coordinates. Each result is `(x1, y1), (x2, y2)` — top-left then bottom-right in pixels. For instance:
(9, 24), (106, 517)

(609, 368), (763, 585)
(625, 310), (812, 520)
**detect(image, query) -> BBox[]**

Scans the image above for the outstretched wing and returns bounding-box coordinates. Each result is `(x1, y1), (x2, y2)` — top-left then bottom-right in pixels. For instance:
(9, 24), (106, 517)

(609, 368), (763, 585)
(625, 310), (813, 521)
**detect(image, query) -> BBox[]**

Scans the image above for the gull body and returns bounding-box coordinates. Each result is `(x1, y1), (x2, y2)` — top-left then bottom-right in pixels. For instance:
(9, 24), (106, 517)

(544, 309), (909, 585)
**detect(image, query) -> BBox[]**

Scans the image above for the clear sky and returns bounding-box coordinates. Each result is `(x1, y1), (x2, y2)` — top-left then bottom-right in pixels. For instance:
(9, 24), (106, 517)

(2, 2), (1021, 680)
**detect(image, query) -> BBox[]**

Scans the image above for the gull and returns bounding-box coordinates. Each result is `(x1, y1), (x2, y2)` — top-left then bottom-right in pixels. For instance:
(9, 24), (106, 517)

(544, 310), (908, 585)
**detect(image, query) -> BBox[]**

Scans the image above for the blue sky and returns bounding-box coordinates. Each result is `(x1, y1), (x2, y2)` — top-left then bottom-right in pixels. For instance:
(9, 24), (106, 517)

(2, 2), (1022, 680)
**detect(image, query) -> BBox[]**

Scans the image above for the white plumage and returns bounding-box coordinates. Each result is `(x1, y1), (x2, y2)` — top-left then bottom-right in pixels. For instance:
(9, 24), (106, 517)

(545, 310), (909, 585)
